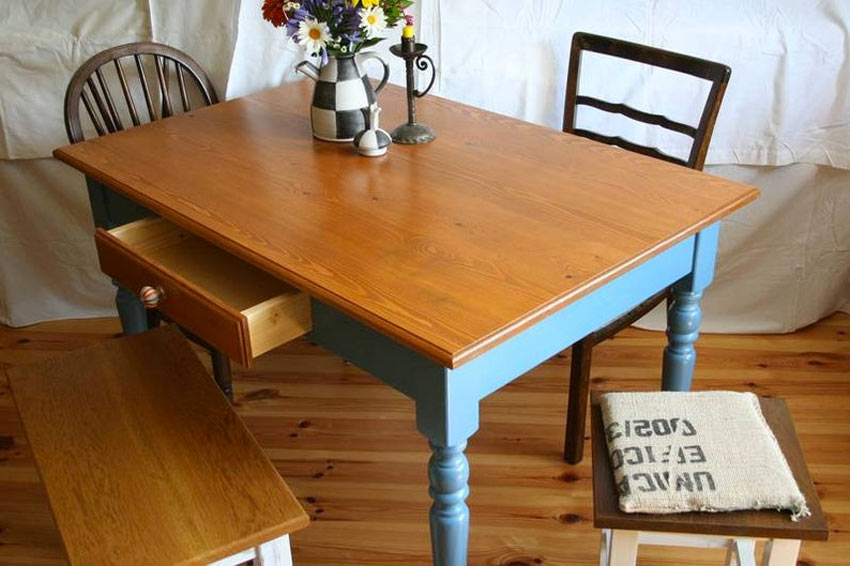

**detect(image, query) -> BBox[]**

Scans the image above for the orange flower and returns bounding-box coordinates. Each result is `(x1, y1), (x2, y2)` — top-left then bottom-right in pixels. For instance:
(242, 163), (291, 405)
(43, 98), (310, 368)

(262, 0), (289, 27)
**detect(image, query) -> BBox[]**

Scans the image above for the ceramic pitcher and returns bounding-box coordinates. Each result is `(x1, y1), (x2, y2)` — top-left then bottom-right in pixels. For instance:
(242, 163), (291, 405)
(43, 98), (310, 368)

(296, 53), (390, 142)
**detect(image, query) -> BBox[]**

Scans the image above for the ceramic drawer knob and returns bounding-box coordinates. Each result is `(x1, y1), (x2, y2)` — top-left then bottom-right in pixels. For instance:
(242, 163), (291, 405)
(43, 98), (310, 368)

(139, 285), (165, 309)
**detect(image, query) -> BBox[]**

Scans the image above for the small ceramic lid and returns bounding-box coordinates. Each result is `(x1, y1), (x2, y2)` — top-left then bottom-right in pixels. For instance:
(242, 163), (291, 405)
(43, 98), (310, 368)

(354, 104), (392, 157)
(354, 129), (392, 156)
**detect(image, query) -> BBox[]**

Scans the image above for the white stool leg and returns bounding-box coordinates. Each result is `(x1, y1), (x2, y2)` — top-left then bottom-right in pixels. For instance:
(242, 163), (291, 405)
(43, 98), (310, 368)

(762, 539), (801, 566)
(725, 539), (739, 566)
(256, 534), (293, 566)
(608, 530), (639, 566)
(599, 529), (613, 566)
(731, 539), (757, 566)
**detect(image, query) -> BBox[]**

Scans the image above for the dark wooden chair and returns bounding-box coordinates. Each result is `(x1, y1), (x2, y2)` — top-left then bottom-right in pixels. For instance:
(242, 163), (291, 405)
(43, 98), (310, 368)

(63, 42), (233, 398)
(561, 32), (731, 464)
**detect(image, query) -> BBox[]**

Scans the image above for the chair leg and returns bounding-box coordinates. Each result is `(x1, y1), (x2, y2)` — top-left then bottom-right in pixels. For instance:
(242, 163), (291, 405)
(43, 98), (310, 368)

(256, 534), (293, 566)
(564, 337), (593, 463)
(209, 348), (233, 401)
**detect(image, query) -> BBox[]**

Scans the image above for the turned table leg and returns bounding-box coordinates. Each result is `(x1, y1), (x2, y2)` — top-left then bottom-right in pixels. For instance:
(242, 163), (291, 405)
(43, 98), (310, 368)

(662, 285), (702, 391)
(428, 441), (470, 566)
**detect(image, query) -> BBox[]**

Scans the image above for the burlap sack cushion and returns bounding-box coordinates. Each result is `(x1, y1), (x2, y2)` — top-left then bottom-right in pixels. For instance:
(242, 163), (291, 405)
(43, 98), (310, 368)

(600, 391), (809, 520)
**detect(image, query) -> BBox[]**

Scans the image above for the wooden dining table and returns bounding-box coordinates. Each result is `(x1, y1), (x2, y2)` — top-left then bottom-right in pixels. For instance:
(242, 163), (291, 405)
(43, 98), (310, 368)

(55, 80), (758, 566)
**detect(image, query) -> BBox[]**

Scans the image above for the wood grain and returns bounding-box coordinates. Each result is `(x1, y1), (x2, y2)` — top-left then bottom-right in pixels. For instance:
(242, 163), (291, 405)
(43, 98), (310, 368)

(5, 325), (308, 566)
(591, 393), (829, 540)
(1, 314), (847, 565)
(54, 81), (759, 368)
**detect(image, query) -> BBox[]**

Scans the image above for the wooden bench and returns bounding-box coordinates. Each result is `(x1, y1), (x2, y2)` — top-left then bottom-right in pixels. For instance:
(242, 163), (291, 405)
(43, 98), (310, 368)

(6, 325), (309, 566)
(591, 392), (828, 566)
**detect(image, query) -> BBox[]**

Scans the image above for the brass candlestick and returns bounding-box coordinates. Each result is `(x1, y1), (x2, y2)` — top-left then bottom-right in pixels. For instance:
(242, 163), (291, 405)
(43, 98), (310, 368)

(389, 36), (436, 144)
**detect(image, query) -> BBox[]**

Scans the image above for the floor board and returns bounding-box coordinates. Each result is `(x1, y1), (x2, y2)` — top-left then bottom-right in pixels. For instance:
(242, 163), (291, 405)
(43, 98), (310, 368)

(1, 314), (847, 565)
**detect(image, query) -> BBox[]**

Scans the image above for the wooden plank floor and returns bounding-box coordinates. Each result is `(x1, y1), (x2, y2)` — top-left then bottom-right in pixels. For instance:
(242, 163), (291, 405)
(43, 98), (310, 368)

(1, 314), (847, 565)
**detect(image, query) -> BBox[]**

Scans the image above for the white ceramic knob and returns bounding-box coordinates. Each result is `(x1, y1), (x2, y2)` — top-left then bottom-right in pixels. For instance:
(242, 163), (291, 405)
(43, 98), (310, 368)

(139, 285), (165, 309)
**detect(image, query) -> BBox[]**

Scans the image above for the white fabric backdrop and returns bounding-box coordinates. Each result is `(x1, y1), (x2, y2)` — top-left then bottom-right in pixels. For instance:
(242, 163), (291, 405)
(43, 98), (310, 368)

(0, 1), (847, 332)
(422, 0), (850, 168)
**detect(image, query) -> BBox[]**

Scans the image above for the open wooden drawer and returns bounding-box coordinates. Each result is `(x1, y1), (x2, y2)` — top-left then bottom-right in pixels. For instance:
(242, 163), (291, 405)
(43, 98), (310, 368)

(95, 217), (311, 366)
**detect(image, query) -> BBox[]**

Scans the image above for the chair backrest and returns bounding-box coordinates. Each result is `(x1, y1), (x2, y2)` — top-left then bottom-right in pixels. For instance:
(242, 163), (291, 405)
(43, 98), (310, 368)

(64, 42), (218, 144)
(563, 32), (730, 170)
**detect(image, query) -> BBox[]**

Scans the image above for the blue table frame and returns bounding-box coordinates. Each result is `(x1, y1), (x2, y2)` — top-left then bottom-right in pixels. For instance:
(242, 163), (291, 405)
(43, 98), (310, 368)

(105, 194), (718, 565)
(67, 82), (746, 565)
(306, 223), (719, 565)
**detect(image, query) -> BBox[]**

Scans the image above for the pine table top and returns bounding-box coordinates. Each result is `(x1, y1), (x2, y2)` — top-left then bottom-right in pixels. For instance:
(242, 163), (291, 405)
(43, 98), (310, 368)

(55, 81), (758, 368)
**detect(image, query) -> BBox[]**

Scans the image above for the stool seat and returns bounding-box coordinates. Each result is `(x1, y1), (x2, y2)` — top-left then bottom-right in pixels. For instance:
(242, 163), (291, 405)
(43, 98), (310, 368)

(7, 325), (309, 566)
(591, 392), (827, 566)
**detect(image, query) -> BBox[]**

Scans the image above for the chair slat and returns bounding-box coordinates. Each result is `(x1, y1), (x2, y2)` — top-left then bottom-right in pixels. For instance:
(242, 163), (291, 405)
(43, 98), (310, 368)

(113, 58), (141, 127)
(154, 55), (174, 118)
(572, 128), (688, 167)
(85, 78), (116, 133)
(134, 54), (158, 122)
(95, 68), (124, 132)
(176, 65), (190, 112)
(575, 95), (697, 137)
(80, 89), (107, 137)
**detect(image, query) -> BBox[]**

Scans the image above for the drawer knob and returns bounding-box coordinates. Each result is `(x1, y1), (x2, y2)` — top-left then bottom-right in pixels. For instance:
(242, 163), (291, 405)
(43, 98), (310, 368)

(139, 286), (165, 309)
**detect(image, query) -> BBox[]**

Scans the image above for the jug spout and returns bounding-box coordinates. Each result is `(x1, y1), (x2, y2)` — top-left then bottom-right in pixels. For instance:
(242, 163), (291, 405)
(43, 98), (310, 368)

(295, 60), (320, 81)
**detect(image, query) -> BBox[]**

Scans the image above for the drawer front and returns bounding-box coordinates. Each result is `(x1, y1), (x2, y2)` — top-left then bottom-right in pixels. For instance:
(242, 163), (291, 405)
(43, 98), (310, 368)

(95, 228), (253, 365)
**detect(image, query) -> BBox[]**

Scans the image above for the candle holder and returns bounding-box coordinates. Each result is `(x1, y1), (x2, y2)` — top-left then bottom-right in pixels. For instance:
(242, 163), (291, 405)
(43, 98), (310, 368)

(389, 40), (436, 144)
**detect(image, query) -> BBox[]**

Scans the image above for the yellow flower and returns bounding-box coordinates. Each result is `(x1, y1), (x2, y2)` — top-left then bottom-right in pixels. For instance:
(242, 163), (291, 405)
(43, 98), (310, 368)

(352, 0), (380, 7)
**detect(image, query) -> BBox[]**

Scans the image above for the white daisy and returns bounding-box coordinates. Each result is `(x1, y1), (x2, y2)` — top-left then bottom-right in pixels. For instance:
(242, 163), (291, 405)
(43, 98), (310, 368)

(361, 7), (387, 39)
(297, 18), (331, 54)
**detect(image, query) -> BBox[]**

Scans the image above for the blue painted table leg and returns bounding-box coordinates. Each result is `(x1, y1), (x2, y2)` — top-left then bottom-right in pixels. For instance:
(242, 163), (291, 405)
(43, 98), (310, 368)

(115, 284), (148, 335)
(662, 285), (702, 391)
(428, 441), (470, 566)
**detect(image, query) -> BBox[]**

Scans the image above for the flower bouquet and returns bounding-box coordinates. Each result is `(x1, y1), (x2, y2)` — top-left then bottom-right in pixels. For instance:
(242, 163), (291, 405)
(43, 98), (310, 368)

(263, 0), (414, 64)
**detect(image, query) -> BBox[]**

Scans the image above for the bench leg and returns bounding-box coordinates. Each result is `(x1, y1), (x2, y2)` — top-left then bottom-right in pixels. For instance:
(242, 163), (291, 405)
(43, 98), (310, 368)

(608, 530), (639, 566)
(762, 539), (801, 566)
(256, 534), (293, 566)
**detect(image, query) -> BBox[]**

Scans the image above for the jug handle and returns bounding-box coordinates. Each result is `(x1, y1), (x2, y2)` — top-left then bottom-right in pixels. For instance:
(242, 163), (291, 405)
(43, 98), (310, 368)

(295, 60), (320, 82)
(358, 52), (390, 93)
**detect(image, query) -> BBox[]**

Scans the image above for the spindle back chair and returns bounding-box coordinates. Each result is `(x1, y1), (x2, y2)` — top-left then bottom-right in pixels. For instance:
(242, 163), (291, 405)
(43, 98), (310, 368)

(561, 32), (731, 464)
(64, 42), (218, 143)
(63, 42), (232, 398)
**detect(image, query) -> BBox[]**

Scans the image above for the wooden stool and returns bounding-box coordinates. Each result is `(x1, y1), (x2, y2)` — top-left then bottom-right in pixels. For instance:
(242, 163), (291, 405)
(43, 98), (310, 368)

(6, 325), (309, 566)
(590, 393), (828, 566)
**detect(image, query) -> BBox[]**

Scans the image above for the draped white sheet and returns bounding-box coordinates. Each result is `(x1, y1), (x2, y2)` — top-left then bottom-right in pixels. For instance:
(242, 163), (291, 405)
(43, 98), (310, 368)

(421, 0), (850, 169)
(0, 1), (847, 331)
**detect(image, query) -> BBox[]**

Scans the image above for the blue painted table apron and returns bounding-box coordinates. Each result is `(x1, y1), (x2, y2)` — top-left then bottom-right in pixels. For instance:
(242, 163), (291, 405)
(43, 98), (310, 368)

(308, 223), (721, 566)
